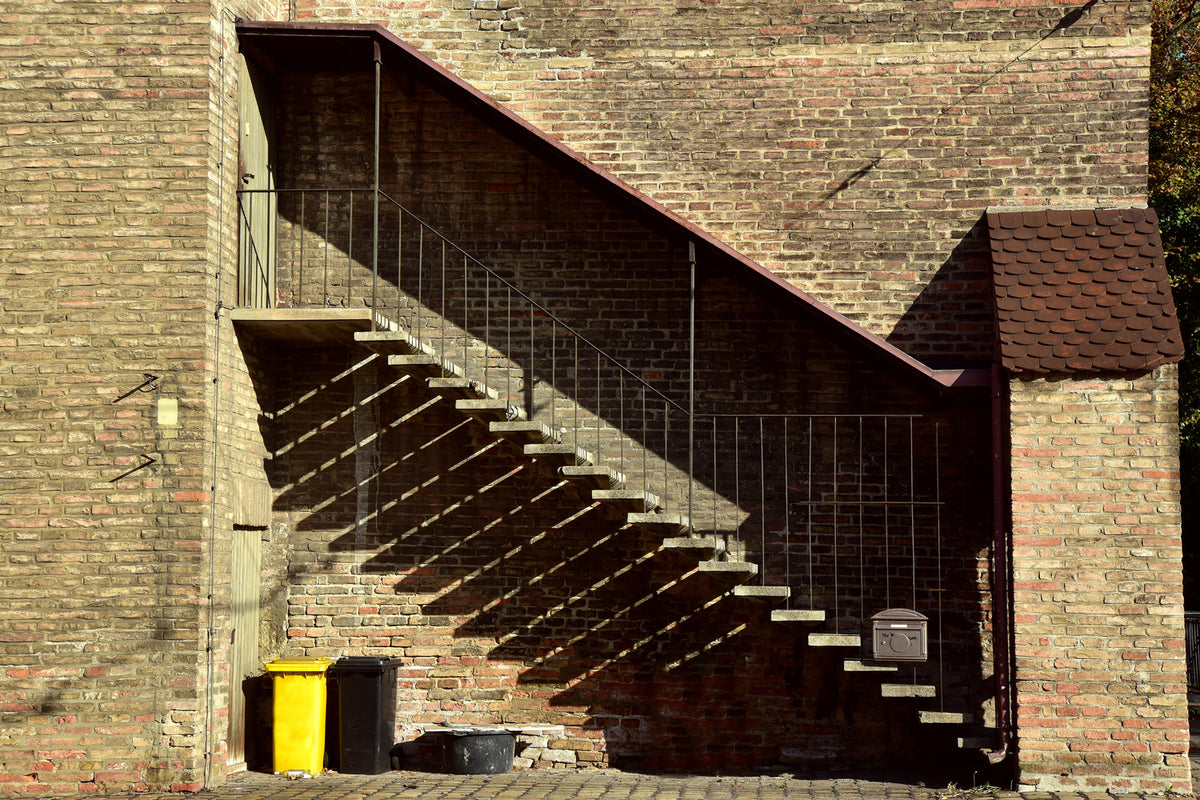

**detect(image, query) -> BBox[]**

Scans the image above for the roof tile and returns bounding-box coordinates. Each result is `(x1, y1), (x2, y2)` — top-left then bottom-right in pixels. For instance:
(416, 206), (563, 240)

(988, 207), (1183, 374)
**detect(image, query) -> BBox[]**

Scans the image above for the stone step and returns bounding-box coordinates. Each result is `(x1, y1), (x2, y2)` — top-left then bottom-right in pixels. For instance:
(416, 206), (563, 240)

(427, 376), (496, 400)
(591, 489), (660, 512)
(523, 443), (593, 466)
(489, 420), (556, 444)
(771, 609), (825, 623)
(843, 659), (899, 673)
(354, 329), (423, 355)
(919, 710), (972, 725)
(881, 684), (936, 698)
(387, 353), (441, 373)
(559, 465), (624, 490)
(808, 633), (861, 648)
(456, 398), (524, 422)
(732, 585), (790, 601)
(696, 560), (757, 578)
(660, 536), (722, 558)
(628, 513), (690, 536)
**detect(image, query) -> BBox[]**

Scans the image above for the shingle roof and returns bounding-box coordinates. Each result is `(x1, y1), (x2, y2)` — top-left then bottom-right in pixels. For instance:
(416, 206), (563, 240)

(987, 207), (1184, 375)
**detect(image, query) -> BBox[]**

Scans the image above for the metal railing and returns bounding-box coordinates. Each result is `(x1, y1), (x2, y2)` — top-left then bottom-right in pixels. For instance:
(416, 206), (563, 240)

(237, 187), (946, 639)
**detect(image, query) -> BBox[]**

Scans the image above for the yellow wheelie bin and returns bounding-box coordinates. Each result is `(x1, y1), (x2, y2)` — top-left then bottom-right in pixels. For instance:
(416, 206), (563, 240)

(264, 657), (335, 775)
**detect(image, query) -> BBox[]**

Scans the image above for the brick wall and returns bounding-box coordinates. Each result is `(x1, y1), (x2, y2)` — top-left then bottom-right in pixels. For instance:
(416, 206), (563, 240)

(264, 340), (993, 774)
(1009, 369), (1189, 793)
(290, 0), (1151, 364)
(0, 0), (228, 793)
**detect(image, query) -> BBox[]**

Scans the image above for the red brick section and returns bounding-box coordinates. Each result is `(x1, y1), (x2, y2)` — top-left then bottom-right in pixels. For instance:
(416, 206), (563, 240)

(988, 208), (1184, 374)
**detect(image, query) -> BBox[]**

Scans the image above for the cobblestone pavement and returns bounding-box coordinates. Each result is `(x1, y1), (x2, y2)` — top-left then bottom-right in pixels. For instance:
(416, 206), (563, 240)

(92, 767), (1191, 800)
(97, 770), (972, 800)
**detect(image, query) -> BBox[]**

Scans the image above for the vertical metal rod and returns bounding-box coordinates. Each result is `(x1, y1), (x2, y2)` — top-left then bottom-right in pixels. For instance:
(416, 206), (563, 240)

(935, 421), (945, 710)
(417, 225), (424, 342)
(688, 241), (696, 533)
(833, 417), (840, 631)
(784, 418), (790, 608)
(347, 191), (353, 306)
(807, 417), (813, 610)
(759, 416), (766, 585)
(299, 191), (305, 308)
(910, 417), (917, 607)
(573, 337), (579, 452)
(641, 387), (647, 500)
(371, 42), (381, 329)
(884, 417), (890, 606)
(403, 208), (408, 323)
(595, 351), (601, 463)
(858, 416), (865, 625)
(662, 400), (669, 513)
(711, 417), (717, 538)
(734, 416), (740, 554)
(619, 371), (625, 477)
(322, 191), (329, 306)
(440, 240), (447, 373)
(506, 287), (512, 404)
(463, 254), (469, 378)
(551, 326), (557, 431)
(483, 274), (490, 388)
(528, 296), (535, 421)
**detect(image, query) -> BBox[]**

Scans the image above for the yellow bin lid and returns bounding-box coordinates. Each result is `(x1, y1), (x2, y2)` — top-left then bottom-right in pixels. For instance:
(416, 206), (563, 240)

(264, 657), (335, 674)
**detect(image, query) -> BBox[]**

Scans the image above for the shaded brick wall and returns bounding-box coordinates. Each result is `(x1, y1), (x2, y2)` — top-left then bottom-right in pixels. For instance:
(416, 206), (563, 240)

(1008, 369), (1188, 793)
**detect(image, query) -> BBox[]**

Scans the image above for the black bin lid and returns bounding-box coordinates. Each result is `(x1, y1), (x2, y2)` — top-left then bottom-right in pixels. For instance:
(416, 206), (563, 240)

(330, 656), (405, 674)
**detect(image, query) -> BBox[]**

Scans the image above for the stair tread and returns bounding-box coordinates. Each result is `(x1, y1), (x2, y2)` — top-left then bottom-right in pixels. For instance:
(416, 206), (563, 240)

(696, 560), (757, 576)
(355, 330), (424, 354)
(881, 684), (937, 698)
(490, 420), (556, 443)
(808, 632), (861, 647)
(591, 489), (660, 511)
(456, 398), (525, 422)
(627, 513), (690, 535)
(523, 443), (594, 466)
(559, 465), (624, 489)
(919, 710), (972, 724)
(661, 535), (720, 551)
(427, 376), (497, 400)
(732, 585), (790, 599)
(772, 609), (825, 623)
(843, 659), (899, 673)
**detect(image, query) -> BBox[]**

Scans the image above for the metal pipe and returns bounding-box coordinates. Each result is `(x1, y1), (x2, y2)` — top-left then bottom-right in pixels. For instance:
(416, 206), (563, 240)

(988, 361), (1015, 766)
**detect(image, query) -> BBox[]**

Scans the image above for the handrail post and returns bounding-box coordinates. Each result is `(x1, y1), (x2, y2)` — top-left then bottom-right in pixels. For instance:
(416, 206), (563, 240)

(371, 41), (381, 330)
(688, 240), (696, 534)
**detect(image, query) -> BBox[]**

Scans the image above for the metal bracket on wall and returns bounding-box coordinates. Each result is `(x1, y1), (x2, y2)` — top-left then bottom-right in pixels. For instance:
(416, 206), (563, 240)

(109, 454), (158, 483)
(112, 373), (161, 404)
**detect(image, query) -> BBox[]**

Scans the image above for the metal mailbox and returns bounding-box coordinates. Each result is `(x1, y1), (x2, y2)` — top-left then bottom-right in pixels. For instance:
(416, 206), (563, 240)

(870, 608), (928, 662)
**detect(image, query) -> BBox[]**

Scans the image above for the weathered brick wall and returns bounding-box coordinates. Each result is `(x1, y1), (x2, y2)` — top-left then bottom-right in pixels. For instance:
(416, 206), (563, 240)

(0, 0), (227, 793)
(289, 0), (1150, 363)
(1009, 369), (1189, 793)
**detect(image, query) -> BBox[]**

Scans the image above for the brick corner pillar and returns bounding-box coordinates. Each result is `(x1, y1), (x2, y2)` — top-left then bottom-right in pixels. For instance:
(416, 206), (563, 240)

(1008, 367), (1190, 794)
